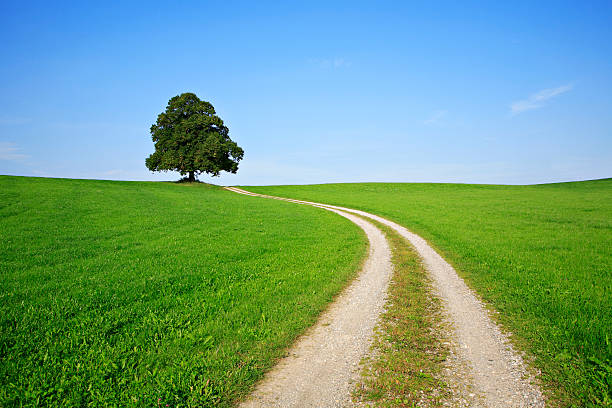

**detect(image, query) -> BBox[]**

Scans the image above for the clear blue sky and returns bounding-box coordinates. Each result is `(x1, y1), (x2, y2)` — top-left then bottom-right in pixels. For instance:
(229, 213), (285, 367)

(1, 1), (611, 185)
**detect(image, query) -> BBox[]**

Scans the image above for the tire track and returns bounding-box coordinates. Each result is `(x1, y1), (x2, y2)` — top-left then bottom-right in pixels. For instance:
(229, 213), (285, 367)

(226, 187), (392, 407)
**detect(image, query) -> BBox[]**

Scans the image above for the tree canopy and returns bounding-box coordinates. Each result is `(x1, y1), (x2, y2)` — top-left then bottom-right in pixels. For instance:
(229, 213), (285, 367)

(145, 93), (244, 181)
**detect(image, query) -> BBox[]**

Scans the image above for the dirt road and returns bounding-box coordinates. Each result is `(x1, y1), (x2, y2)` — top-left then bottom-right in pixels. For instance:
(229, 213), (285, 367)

(226, 187), (544, 408)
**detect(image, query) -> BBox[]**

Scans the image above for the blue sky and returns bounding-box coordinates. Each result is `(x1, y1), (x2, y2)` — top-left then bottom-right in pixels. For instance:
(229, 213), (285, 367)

(1, 1), (611, 185)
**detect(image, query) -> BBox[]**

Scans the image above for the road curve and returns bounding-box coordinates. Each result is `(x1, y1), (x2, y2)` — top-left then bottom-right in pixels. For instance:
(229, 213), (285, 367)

(225, 187), (545, 408)
(226, 187), (393, 407)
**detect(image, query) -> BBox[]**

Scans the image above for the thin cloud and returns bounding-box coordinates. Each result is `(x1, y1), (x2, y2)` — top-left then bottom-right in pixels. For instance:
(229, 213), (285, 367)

(0, 142), (29, 161)
(424, 110), (447, 125)
(510, 84), (573, 115)
(309, 57), (351, 69)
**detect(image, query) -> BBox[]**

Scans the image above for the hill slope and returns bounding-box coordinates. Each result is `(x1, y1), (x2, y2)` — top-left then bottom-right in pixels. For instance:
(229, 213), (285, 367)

(0, 176), (366, 407)
(246, 179), (612, 406)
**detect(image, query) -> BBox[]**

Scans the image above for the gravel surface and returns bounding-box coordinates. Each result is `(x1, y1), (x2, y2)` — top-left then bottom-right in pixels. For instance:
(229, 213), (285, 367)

(226, 187), (545, 407)
(226, 187), (392, 407)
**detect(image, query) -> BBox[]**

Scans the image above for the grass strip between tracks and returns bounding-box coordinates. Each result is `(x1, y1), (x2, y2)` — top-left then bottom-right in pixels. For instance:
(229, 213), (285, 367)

(353, 219), (450, 407)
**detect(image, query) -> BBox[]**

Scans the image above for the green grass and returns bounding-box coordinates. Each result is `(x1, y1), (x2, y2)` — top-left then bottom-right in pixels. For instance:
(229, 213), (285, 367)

(0, 176), (367, 407)
(353, 220), (449, 407)
(245, 179), (612, 406)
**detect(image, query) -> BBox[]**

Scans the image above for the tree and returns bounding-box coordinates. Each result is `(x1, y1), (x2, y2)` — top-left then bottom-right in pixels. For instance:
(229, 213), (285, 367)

(145, 93), (244, 182)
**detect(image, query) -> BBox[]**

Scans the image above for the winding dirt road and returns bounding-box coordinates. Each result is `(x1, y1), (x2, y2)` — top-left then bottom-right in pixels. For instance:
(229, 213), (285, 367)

(225, 186), (545, 408)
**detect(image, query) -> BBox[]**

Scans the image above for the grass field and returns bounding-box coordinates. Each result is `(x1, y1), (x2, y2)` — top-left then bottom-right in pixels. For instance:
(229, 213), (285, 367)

(246, 179), (612, 406)
(0, 176), (367, 407)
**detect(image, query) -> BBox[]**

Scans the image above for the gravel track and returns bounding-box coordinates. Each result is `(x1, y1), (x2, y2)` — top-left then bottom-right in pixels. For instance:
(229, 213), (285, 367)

(226, 187), (392, 407)
(225, 187), (545, 408)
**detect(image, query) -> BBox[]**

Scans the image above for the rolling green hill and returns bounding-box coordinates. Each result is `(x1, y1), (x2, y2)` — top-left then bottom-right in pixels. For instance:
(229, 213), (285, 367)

(0, 176), (366, 407)
(246, 179), (612, 406)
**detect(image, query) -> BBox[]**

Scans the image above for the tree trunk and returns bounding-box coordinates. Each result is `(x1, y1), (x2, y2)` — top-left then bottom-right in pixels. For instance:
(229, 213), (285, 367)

(188, 171), (195, 182)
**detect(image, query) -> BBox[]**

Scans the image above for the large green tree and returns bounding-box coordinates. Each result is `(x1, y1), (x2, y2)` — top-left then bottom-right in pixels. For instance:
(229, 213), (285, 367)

(146, 93), (244, 182)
